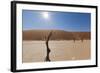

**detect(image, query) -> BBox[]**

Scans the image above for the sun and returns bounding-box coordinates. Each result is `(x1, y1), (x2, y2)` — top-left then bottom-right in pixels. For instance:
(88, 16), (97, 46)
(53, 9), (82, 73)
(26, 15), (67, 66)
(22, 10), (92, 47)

(42, 12), (49, 19)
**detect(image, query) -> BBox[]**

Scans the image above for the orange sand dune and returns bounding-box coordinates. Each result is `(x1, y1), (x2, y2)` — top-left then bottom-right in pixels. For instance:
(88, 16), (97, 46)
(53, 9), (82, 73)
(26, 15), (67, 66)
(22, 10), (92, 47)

(23, 30), (90, 40)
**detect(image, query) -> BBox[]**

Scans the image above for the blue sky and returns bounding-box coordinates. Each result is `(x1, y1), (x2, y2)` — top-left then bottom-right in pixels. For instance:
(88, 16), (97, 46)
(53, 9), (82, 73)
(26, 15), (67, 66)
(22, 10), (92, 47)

(22, 10), (91, 32)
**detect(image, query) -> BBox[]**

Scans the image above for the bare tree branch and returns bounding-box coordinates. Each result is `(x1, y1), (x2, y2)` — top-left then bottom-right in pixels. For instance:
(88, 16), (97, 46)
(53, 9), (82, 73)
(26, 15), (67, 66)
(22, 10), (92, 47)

(45, 31), (52, 61)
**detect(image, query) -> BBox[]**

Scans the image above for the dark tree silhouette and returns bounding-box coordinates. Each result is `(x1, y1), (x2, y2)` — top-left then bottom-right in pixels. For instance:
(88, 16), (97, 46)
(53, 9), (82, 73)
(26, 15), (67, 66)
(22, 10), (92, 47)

(45, 31), (52, 62)
(73, 38), (76, 43)
(81, 38), (84, 42)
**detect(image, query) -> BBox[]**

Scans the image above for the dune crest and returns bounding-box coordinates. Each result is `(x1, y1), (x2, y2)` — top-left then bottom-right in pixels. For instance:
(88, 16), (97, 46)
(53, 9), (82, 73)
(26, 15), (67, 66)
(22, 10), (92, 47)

(23, 30), (90, 41)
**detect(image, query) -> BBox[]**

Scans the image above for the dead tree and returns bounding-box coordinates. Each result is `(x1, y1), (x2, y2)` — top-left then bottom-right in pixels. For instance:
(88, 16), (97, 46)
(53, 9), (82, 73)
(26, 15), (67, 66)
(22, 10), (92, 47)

(81, 37), (84, 42)
(45, 31), (52, 62)
(73, 38), (76, 43)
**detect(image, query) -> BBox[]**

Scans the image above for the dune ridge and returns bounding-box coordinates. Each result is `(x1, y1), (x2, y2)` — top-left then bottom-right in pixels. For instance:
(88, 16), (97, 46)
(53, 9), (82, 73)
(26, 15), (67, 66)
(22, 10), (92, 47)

(23, 30), (90, 40)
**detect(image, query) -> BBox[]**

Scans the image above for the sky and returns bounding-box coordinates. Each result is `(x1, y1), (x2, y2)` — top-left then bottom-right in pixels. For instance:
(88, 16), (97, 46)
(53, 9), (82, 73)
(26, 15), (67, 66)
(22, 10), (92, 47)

(22, 10), (91, 32)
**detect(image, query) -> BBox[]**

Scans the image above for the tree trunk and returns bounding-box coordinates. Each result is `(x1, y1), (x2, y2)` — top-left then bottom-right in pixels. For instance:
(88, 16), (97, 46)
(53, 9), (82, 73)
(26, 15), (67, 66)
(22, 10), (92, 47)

(81, 38), (84, 42)
(45, 31), (52, 62)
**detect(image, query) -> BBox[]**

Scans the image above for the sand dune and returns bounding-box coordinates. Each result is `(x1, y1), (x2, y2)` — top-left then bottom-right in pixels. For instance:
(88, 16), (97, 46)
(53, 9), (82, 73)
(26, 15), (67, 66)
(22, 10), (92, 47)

(23, 30), (90, 40)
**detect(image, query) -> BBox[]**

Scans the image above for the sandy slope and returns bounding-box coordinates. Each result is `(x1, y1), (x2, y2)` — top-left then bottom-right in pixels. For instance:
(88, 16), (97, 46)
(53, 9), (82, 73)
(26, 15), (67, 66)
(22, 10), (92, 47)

(23, 30), (90, 40)
(22, 40), (90, 63)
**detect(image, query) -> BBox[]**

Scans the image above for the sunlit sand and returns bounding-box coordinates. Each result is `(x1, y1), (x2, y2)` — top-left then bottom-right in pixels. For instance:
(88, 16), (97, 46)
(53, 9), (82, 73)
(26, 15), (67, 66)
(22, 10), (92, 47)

(22, 40), (90, 63)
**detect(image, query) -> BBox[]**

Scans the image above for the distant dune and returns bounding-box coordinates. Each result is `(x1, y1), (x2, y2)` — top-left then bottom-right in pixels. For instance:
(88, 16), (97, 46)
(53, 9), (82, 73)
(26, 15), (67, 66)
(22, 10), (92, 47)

(23, 30), (90, 40)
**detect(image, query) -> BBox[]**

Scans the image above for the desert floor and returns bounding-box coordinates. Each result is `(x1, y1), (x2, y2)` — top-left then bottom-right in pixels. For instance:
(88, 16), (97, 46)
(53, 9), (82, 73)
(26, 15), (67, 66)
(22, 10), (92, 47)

(22, 40), (91, 63)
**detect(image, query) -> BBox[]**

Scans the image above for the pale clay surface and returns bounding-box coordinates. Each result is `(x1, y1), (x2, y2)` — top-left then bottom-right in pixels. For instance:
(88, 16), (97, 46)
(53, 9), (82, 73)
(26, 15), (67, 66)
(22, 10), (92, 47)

(22, 40), (90, 63)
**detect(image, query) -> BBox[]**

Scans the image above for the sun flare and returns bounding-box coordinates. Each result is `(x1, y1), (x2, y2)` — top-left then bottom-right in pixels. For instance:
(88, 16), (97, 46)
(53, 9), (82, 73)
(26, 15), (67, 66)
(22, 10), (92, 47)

(42, 12), (49, 19)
